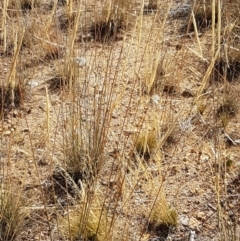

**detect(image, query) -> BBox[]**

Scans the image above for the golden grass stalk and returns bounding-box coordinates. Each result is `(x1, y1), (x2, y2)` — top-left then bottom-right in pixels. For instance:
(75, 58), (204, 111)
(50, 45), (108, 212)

(194, 48), (220, 103)
(2, 0), (9, 53)
(191, 9), (203, 56)
(7, 28), (25, 88)
(45, 86), (50, 148)
(65, 0), (82, 91)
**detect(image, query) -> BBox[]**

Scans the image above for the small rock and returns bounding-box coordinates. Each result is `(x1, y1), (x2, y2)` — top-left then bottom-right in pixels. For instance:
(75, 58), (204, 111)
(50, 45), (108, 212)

(112, 112), (118, 119)
(150, 94), (160, 105)
(29, 81), (38, 88)
(180, 215), (200, 229)
(74, 57), (86, 67)
(3, 130), (11, 136)
(180, 215), (190, 226)
(196, 211), (205, 220)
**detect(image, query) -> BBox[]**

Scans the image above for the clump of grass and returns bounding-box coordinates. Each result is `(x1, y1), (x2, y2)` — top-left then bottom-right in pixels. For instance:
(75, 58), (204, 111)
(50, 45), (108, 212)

(217, 98), (238, 116)
(148, 195), (177, 239)
(48, 61), (79, 90)
(217, 95), (238, 127)
(135, 130), (158, 161)
(161, 124), (177, 147)
(59, 193), (107, 241)
(47, 72), (66, 90)
(0, 185), (28, 240)
(64, 124), (96, 186)
(89, 0), (136, 42)
(89, 19), (123, 42)
(187, 0), (218, 32)
(63, 96), (108, 188)
(214, 51), (240, 82)
(142, 61), (168, 95)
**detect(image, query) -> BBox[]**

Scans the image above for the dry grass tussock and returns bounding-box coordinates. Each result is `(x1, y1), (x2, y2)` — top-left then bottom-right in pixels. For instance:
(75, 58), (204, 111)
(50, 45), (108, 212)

(1, 0), (240, 240)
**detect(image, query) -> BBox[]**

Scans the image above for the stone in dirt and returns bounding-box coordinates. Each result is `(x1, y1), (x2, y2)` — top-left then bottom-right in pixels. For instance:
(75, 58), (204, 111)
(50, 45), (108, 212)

(179, 215), (200, 229)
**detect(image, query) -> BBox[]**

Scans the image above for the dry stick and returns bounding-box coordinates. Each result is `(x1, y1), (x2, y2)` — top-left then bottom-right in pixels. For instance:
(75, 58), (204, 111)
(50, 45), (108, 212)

(33, 34), (64, 48)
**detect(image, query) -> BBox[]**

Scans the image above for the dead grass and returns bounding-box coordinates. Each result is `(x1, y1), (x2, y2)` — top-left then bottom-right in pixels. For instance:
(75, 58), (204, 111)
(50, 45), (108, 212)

(59, 191), (108, 241)
(0, 184), (29, 241)
(135, 130), (158, 161)
(187, 0), (218, 32)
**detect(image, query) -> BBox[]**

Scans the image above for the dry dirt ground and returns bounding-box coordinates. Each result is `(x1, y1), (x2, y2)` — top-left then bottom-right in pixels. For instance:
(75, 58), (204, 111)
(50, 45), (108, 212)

(0, 0), (240, 240)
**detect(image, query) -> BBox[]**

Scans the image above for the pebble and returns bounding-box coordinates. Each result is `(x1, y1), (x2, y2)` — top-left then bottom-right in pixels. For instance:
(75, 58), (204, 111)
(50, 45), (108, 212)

(29, 81), (39, 88)
(180, 215), (200, 229)
(196, 211), (205, 220)
(74, 57), (86, 67)
(3, 130), (11, 136)
(150, 94), (160, 105)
